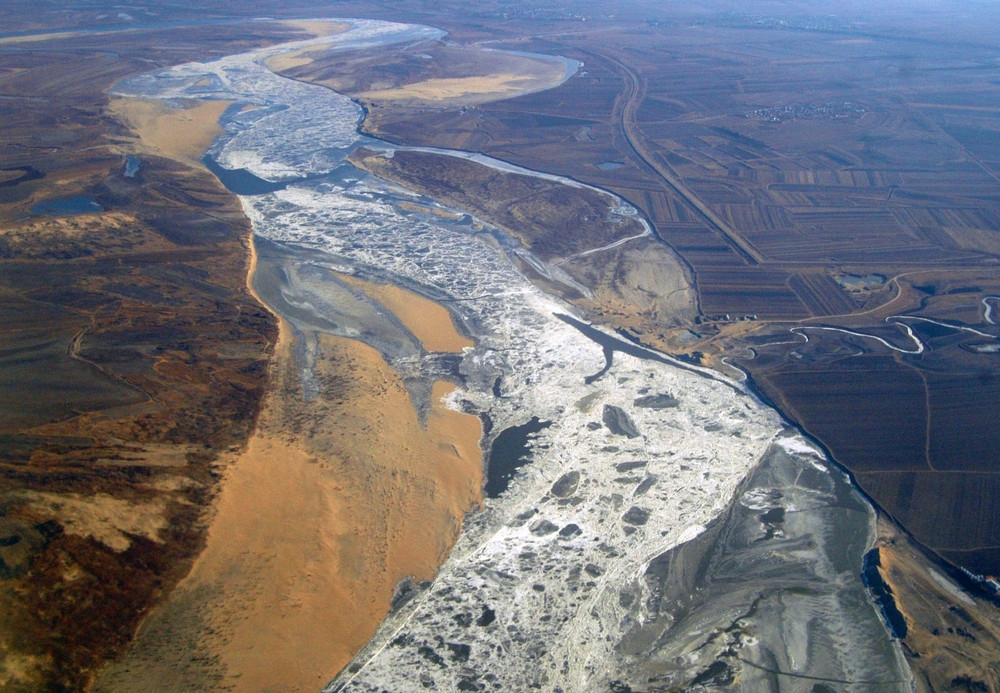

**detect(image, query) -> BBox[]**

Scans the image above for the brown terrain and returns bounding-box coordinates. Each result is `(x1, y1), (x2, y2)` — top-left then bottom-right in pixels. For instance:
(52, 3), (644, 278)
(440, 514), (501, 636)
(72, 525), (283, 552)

(2, 0), (1000, 691)
(274, 0), (1000, 580)
(0, 15), (335, 692)
(93, 297), (482, 692)
(876, 516), (1000, 693)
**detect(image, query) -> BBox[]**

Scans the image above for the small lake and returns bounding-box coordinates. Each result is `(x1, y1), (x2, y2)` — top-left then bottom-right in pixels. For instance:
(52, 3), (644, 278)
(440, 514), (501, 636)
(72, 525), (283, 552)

(31, 196), (103, 216)
(124, 155), (141, 178)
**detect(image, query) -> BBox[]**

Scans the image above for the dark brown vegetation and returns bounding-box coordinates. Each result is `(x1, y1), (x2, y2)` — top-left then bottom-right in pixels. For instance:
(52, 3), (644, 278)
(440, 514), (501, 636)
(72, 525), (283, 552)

(876, 516), (1000, 693)
(0, 18), (336, 692)
(3, 0), (1000, 690)
(350, 148), (645, 260)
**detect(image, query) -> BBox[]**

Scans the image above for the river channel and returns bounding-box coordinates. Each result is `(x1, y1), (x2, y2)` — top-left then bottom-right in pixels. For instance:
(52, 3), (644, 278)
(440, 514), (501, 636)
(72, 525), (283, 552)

(112, 19), (913, 692)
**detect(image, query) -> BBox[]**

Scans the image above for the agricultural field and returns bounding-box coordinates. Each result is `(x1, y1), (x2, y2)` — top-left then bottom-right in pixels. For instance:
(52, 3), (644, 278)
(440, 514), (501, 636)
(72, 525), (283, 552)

(317, 2), (1000, 579)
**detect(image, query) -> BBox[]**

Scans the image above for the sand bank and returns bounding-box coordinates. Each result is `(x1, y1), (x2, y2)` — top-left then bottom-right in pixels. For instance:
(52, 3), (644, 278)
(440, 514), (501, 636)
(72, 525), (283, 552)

(94, 243), (483, 691)
(106, 98), (232, 165)
(282, 20), (351, 39)
(0, 31), (80, 45)
(265, 21), (351, 72)
(265, 49), (317, 73)
(338, 273), (473, 353)
(358, 67), (566, 107)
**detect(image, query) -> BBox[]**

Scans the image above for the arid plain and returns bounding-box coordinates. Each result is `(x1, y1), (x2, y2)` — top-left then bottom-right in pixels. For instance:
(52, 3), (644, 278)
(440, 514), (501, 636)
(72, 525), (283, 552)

(1, 1), (1000, 692)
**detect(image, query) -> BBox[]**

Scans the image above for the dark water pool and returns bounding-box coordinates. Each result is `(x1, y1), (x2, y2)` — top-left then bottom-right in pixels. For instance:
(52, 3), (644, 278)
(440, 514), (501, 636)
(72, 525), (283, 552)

(484, 417), (552, 498)
(31, 196), (102, 215)
(124, 155), (141, 178)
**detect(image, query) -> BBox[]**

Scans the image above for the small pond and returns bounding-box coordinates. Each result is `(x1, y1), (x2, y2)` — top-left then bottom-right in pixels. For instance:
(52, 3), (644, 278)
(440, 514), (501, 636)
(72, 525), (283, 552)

(31, 196), (103, 216)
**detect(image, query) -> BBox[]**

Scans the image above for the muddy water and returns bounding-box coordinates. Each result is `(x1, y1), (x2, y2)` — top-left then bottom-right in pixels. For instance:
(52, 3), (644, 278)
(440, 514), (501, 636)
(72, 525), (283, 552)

(615, 439), (912, 692)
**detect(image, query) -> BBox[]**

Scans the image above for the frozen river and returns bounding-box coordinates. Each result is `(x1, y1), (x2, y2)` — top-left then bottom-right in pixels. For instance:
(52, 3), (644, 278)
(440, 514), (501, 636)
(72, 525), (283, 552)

(112, 19), (913, 692)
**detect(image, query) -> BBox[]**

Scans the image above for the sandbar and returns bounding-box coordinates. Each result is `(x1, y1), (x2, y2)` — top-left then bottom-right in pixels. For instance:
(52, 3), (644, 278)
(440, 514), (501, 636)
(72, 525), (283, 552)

(106, 98), (232, 165)
(338, 273), (474, 352)
(281, 19), (351, 38)
(0, 31), (81, 45)
(93, 239), (483, 691)
(265, 21), (351, 72)
(359, 69), (565, 107)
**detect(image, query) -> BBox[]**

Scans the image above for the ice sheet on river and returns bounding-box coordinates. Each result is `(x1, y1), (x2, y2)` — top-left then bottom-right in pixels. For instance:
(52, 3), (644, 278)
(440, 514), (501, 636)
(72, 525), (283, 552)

(114, 20), (912, 693)
(113, 19), (446, 181)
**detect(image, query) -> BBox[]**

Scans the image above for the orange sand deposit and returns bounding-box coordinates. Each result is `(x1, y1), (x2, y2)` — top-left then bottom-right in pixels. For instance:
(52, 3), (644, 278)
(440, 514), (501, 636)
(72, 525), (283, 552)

(94, 241), (483, 691)
(265, 21), (351, 72)
(359, 72), (562, 106)
(198, 337), (481, 691)
(281, 19), (350, 38)
(0, 31), (81, 45)
(338, 273), (474, 352)
(106, 98), (232, 165)
(265, 49), (317, 72)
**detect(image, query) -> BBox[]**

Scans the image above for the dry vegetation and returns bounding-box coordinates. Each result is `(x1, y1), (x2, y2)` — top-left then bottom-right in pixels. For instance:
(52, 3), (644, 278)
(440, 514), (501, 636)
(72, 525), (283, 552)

(350, 148), (645, 261)
(0, 154), (276, 691)
(876, 517), (1000, 693)
(0, 18), (331, 692)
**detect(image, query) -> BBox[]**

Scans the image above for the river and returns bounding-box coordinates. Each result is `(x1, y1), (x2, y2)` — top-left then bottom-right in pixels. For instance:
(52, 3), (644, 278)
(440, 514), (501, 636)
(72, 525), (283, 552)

(111, 19), (913, 692)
